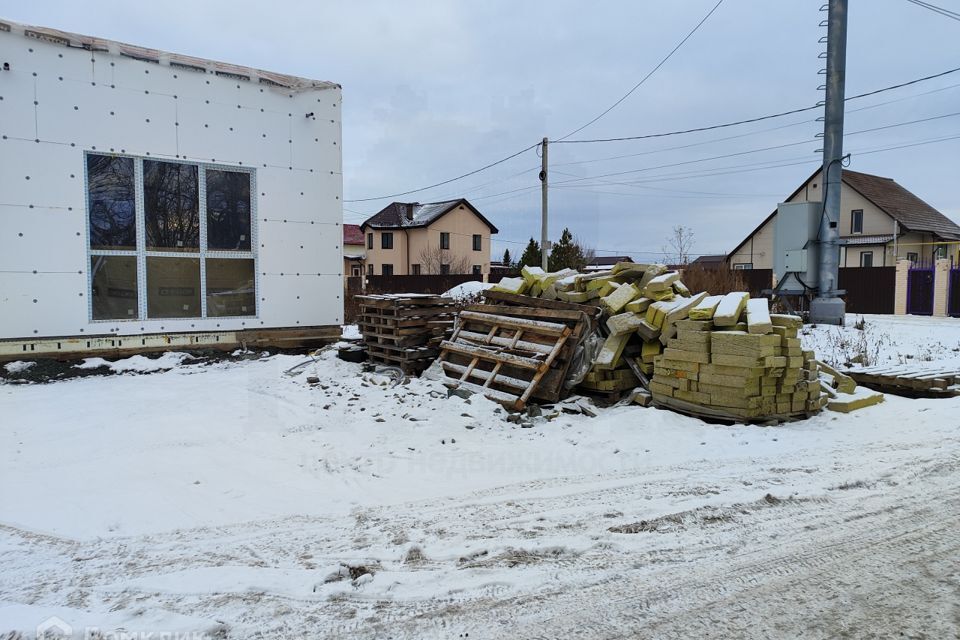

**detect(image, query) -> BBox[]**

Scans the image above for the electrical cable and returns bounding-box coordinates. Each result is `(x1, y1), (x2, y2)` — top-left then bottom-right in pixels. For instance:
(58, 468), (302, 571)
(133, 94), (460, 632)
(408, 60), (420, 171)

(344, 68), (960, 205)
(546, 111), (960, 187)
(556, 0), (725, 141)
(553, 66), (960, 144)
(905, 0), (960, 21)
(343, 142), (539, 203)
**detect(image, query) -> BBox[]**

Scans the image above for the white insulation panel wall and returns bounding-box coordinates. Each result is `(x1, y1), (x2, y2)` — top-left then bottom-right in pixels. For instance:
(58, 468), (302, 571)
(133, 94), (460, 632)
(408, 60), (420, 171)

(0, 24), (343, 340)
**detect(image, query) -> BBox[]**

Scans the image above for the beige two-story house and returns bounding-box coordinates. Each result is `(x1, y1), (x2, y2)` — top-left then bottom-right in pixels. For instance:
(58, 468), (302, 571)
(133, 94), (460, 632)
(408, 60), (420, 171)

(359, 199), (498, 276)
(727, 169), (960, 269)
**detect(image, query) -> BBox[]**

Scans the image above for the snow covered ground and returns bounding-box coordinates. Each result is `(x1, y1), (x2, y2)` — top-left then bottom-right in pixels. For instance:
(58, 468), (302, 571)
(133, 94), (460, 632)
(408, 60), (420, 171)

(2, 315), (960, 638)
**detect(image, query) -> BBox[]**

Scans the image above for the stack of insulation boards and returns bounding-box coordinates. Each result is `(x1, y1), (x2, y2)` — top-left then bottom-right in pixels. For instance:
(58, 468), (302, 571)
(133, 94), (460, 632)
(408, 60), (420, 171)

(491, 262), (684, 310)
(490, 261), (702, 399)
(355, 294), (459, 374)
(649, 297), (827, 420)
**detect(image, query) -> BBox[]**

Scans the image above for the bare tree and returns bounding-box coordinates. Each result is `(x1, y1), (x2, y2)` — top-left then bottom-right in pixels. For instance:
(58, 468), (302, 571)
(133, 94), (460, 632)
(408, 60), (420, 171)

(662, 225), (695, 266)
(574, 235), (596, 269)
(417, 246), (472, 274)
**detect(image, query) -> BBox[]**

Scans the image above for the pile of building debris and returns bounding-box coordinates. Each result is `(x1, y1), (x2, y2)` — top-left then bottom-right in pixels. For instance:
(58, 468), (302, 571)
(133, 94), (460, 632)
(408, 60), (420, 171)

(352, 262), (885, 422)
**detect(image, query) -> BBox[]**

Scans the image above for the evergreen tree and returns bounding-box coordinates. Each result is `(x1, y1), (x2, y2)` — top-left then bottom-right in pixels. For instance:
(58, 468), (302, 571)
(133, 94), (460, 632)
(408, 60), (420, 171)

(502, 248), (512, 267)
(518, 238), (542, 268)
(548, 227), (587, 272)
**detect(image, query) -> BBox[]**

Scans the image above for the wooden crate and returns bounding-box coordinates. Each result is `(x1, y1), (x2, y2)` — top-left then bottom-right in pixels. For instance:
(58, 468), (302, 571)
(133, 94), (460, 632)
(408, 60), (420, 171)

(355, 294), (458, 374)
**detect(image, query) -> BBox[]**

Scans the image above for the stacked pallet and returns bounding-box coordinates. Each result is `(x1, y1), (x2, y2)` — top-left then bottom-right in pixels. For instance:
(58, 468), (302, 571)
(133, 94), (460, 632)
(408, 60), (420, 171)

(356, 294), (458, 374)
(649, 301), (827, 420)
(437, 290), (598, 410)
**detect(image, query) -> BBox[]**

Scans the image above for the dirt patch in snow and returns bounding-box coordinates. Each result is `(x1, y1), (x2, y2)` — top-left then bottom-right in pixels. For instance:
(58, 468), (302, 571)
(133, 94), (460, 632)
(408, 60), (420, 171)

(609, 493), (810, 534)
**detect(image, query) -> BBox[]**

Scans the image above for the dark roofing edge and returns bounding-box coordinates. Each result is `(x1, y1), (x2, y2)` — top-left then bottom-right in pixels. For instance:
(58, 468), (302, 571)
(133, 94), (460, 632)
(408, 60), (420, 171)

(360, 198), (499, 234)
(839, 174), (959, 239)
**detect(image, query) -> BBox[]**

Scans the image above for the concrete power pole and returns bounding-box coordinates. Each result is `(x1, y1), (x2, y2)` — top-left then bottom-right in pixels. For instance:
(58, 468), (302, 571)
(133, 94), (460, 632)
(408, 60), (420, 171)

(810, 0), (848, 325)
(540, 137), (549, 271)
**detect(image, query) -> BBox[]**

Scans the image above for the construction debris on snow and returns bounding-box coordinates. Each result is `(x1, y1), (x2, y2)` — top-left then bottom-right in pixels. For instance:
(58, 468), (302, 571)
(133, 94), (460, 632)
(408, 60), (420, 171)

(351, 262), (885, 422)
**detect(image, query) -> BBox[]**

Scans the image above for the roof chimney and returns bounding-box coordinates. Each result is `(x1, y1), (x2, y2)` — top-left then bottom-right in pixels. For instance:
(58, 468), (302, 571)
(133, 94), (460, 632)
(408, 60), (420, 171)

(405, 203), (415, 221)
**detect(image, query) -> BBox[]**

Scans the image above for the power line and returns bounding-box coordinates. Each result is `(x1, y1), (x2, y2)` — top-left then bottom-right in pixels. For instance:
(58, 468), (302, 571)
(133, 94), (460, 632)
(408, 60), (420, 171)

(556, 0), (725, 141)
(343, 142), (539, 203)
(550, 81), (960, 169)
(553, 66), (960, 144)
(344, 67), (960, 206)
(905, 0), (960, 21)
(548, 110), (960, 187)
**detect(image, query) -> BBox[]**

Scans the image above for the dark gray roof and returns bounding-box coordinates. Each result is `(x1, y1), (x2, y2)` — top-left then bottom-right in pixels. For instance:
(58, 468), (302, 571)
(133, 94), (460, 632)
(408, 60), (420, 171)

(588, 255), (633, 266)
(691, 254), (726, 264)
(842, 170), (960, 240)
(359, 198), (498, 233)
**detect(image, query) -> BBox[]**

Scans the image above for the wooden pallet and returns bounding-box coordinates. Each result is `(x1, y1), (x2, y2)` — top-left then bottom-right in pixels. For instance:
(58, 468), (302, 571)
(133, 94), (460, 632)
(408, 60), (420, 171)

(472, 290), (601, 403)
(843, 364), (960, 397)
(355, 294), (458, 374)
(438, 308), (573, 410)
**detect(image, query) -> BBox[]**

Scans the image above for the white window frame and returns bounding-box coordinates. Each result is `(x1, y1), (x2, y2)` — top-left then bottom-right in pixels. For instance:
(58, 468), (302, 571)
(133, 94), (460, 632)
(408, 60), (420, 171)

(732, 263), (752, 270)
(85, 151), (258, 322)
(859, 251), (873, 267)
(851, 209), (863, 235)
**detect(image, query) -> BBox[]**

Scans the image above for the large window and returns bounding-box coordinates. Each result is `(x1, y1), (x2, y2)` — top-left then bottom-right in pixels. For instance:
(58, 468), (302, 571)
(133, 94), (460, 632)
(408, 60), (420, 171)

(381, 232), (394, 250)
(85, 153), (256, 321)
(87, 155), (136, 251)
(206, 170), (251, 251)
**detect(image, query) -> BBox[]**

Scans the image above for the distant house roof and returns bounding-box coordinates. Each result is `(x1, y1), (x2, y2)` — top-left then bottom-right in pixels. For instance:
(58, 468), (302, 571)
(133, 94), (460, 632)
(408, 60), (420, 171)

(359, 198), (498, 233)
(689, 254), (727, 269)
(585, 255), (633, 272)
(727, 168), (960, 260)
(588, 255), (633, 266)
(841, 234), (895, 246)
(343, 224), (365, 246)
(842, 170), (960, 240)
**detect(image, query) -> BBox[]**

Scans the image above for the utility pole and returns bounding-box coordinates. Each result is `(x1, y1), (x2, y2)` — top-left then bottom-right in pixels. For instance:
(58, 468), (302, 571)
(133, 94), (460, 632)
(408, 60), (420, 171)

(540, 137), (549, 271)
(810, 0), (847, 325)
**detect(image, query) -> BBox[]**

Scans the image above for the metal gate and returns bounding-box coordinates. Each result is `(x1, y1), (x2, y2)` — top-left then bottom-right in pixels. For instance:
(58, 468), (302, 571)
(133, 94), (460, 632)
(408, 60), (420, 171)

(949, 266), (960, 317)
(907, 263), (934, 316)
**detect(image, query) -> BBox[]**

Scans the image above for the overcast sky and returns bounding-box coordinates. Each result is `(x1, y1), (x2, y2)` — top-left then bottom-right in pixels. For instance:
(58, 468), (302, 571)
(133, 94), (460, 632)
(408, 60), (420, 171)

(7, 1), (960, 261)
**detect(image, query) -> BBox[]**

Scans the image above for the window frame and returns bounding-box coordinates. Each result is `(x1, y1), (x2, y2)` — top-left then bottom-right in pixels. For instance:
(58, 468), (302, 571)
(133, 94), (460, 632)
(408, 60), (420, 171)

(381, 264), (394, 276)
(367, 263), (374, 275)
(907, 252), (919, 263)
(851, 209), (863, 234)
(381, 232), (394, 250)
(84, 152), (258, 323)
(367, 232), (374, 250)
(440, 232), (450, 250)
(472, 234), (482, 251)
(472, 264), (482, 276)
(859, 251), (873, 267)
(440, 263), (451, 275)
(732, 263), (752, 270)
(411, 263), (421, 275)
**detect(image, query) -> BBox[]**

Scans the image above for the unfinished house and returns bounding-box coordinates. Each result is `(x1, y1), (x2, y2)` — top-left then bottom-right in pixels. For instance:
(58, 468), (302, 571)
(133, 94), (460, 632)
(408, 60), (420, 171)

(0, 19), (343, 360)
